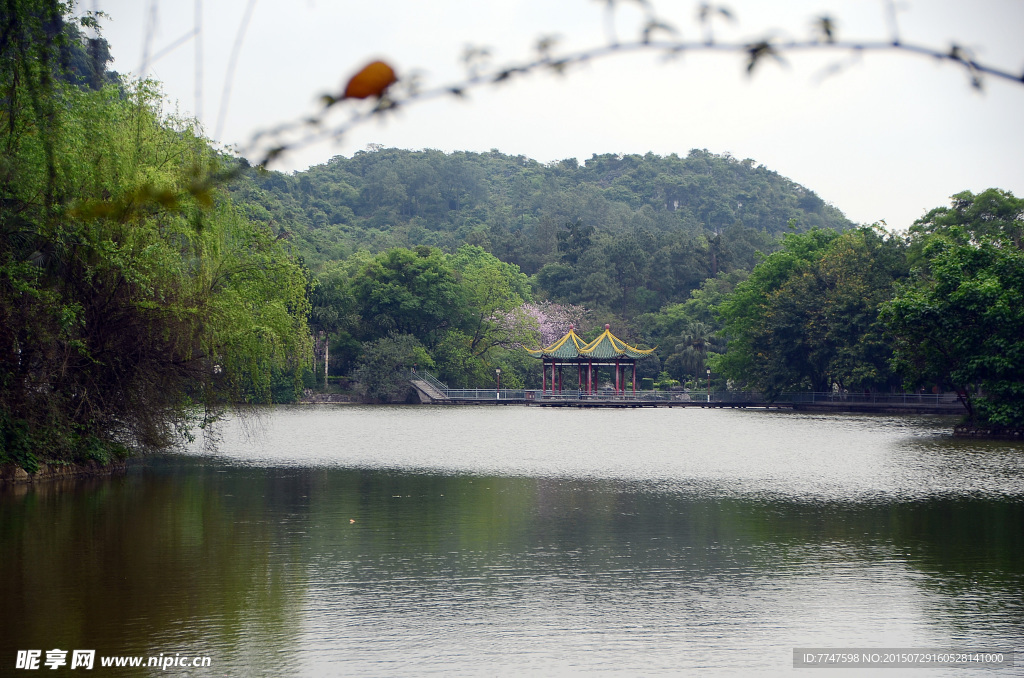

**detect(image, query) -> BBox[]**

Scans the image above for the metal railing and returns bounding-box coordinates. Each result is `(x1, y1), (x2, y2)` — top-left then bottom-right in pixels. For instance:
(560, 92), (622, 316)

(410, 373), (962, 407)
(447, 388), (526, 400)
(777, 391), (960, 405)
(437, 387), (712, 402)
(410, 370), (449, 397)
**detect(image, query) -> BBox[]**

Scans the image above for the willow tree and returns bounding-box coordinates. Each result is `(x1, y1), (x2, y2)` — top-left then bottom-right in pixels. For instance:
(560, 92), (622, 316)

(1, 1), (310, 471)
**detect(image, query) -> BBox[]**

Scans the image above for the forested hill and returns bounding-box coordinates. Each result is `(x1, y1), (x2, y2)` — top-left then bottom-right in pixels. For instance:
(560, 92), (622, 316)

(229, 148), (852, 315)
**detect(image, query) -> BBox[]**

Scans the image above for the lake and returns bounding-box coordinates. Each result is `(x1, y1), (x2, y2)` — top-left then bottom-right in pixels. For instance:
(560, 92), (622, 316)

(2, 406), (1022, 676)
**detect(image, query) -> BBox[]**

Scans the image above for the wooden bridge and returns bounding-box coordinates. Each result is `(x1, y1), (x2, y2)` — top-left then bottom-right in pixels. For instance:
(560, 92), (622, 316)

(408, 373), (964, 414)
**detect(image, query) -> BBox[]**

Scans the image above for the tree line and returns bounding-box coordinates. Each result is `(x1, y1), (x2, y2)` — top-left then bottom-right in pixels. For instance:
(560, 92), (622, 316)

(227, 146), (850, 316)
(233, 144), (1022, 430)
(648, 188), (1022, 429)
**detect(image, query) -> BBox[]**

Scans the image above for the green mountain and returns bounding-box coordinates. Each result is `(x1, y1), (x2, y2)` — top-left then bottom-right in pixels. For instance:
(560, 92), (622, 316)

(229, 147), (852, 315)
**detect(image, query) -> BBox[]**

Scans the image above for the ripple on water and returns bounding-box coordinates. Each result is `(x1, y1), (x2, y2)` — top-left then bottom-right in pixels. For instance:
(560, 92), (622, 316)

(183, 406), (1024, 502)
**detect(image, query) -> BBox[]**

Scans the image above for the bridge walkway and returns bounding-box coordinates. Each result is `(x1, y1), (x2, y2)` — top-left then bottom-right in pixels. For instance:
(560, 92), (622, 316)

(407, 372), (963, 414)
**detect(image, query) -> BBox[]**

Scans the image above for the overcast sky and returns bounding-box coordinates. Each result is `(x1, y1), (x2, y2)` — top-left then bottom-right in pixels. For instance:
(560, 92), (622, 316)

(92, 0), (1024, 230)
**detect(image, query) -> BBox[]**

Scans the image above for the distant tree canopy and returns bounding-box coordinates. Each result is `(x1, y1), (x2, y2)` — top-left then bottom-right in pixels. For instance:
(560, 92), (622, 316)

(229, 147), (850, 317)
(226, 145), (858, 398)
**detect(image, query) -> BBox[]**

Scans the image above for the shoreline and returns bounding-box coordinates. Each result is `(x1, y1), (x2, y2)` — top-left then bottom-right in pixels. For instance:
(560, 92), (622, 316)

(298, 393), (356, 404)
(954, 425), (1024, 440)
(0, 460), (129, 486)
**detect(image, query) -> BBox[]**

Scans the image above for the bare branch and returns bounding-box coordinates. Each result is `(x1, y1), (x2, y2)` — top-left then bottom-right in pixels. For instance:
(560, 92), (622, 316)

(241, 8), (1024, 168)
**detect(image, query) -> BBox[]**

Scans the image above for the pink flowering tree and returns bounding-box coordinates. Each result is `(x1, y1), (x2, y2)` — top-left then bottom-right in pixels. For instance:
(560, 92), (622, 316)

(518, 302), (593, 348)
(491, 301), (592, 349)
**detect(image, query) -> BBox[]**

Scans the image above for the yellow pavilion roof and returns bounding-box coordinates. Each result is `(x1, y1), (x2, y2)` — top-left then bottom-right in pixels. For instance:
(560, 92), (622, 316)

(526, 325), (655, 359)
(525, 326), (589, 358)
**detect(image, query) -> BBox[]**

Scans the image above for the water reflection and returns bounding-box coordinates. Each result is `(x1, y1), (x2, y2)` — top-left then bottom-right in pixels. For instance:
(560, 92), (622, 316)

(0, 465), (308, 675)
(2, 408), (1022, 676)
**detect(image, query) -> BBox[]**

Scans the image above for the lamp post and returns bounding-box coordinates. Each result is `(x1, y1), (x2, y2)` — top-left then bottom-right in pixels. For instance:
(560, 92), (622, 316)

(496, 368), (501, 400)
(707, 368), (711, 403)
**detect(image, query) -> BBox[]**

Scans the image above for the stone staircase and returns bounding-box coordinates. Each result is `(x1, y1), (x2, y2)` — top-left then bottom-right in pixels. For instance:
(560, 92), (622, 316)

(409, 377), (448, 403)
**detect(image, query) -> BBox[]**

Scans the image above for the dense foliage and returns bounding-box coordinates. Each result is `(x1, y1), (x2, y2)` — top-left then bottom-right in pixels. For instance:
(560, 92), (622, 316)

(229, 147), (851, 316)
(882, 189), (1024, 427)
(228, 146), (856, 397)
(706, 189), (1023, 428)
(713, 227), (909, 396)
(1, 2), (310, 471)
(309, 244), (535, 396)
(233, 143), (1020, 426)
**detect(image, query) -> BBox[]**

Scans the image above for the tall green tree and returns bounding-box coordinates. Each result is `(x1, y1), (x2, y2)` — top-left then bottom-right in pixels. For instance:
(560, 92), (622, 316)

(714, 227), (907, 397)
(349, 246), (463, 346)
(909, 188), (1024, 252)
(661, 321), (724, 384)
(882, 190), (1024, 427)
(308, 258), (362, 378)
(449, 244), (533, 359)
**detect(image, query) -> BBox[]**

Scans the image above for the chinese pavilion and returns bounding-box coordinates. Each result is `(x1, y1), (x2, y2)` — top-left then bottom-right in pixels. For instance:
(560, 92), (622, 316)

(526, 325), (655, 395)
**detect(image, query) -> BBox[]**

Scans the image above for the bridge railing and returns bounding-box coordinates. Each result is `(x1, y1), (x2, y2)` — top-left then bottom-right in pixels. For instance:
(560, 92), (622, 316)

(530, 390), (678, 401)
(443, 389), (702, 402)
(446, 388), (528, 400)
(776, 391), (960, 405)
(411, 370), (449, 397)
(410, 373), (960, 406)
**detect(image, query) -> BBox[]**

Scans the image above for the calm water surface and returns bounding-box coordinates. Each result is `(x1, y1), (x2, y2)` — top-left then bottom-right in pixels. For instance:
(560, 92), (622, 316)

(2, 406), (1022, 676)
